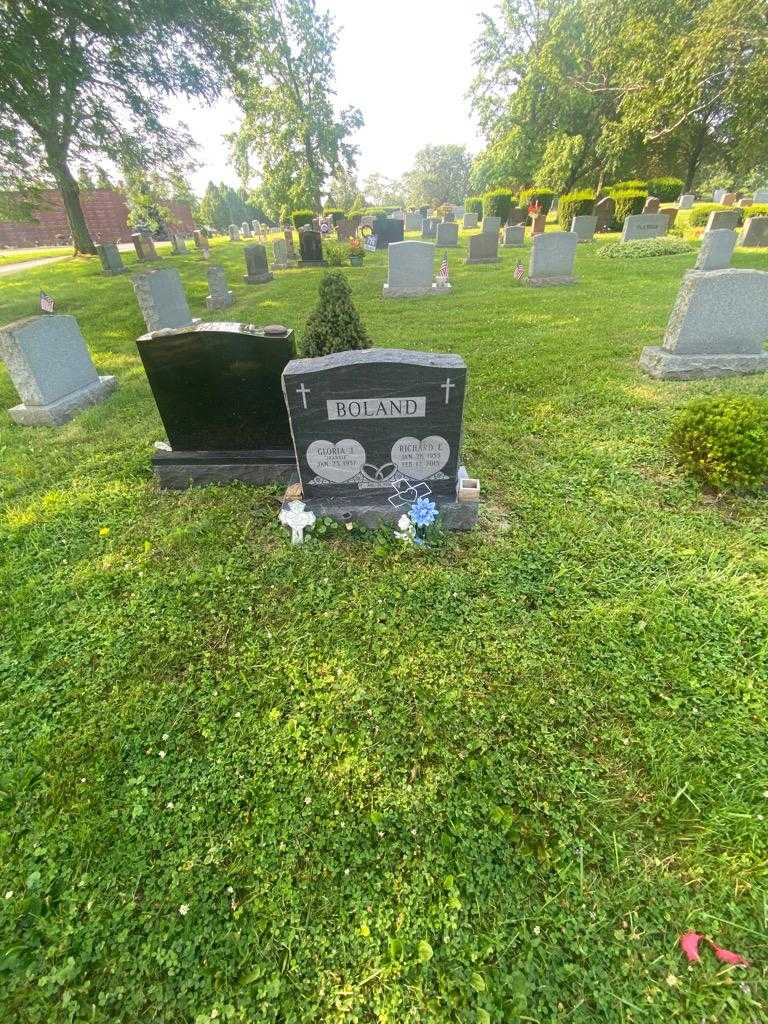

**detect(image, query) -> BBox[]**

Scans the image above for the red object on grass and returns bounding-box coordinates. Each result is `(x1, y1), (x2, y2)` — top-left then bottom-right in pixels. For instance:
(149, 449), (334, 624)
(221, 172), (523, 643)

(680, 932), (749, 966)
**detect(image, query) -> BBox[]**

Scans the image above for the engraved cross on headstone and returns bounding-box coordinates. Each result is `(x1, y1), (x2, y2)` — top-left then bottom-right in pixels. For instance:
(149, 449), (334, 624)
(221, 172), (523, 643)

(441, 377), (455, 404)
(296, 382), (311, 409)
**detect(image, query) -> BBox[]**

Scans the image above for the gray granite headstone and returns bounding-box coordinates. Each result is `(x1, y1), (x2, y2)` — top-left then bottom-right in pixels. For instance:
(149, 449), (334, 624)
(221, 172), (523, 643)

(336, 219), (355, 242)
(679, 194), (695, 210)
(243, 244), (274, 283)
(171, 234), (187, 254)
(621, 213), (668, 241)
(241, 221), (252, 238)
(463, 212), (478, 229)
(640, 269), (768, 379)
(228, 224), (240, 241)
(421, 218), (438, 239)
(132, 267), (197, 333)
(594, 196), (615, 232)
(739, 217), (768, 248)
(502, 224), (525, 247)
(643, 196), (660, 213)
(404, 213), (422, 232)
(695, 229), (736, 271)
(384, 241), (448, 298)
(284, 229), (297, 260)
(528, 231), (578, 286)
(205, 265), (234, 310)
(281, 348), (477, 529)
(193, 230), (209, 254)
(482, 215), (501, 236)
(571, 215), (597, 242)
(507, 208), (527, 226)
(0, 314), (117, 425)
(466, 232), (499, 264)
(753, 189), (768, 204)
(713, 189), (727, 203)
(705, 210), (740, 233)
(132, 233), (159, 262)
(97, 242), (127, 275)
(298, 229), (326, 267)
(436, 221), (459, 247)
(272, 238), (289, 268)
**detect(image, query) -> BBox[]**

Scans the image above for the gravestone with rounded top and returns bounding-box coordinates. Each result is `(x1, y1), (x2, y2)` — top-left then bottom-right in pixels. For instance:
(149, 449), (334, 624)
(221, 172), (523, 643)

(621, 213), (668, 241)
(244, 244), (274, 282)
(695, 229), (736, 271)
(241, 221), (252, 238)
(482, 215), (501, 235)
(503, 224), (525, 247)
(705, 210), (740, 233)
(132, 267), (198, 333)
(228, 224), (240, 241)
(739, 217), (768, 248)
(679, 194), (695, 210)
(0, 314), (117, 425)
(281, 348), (477, 529)
(571, 215), (597, 242)
(713, 189), (727, 203)
(643, 196), (660, 213)
(463, 212), (478, 229)
(383, 241), (448, 297)
(466, 232), (499, 264)
(97, 242), (127, 275)
(436, 221), (459, 247)
(528, 231), (578, 286)
(594, 196), (615, 231)
(205, 265), (234, 310)
(640, 269), (768, 379)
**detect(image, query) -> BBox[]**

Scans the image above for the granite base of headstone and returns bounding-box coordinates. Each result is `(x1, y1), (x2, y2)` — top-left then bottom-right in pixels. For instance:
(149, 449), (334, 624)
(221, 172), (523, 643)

(695, 229), (736, 271)
(502, 224), (525, 247)
(205, 265), (235, 310)
(136, 322), (297, 488)
(243, 244), (274, 283)
(739, 217), (768, 248)
(527, 231), (578, 286)
(0, 314), (117, 425)
(466, 232), (499, 264)
(640, 269), (768, 379)
(298, 229), (327, 267)
(571, 215), (597, 242)
(621, 213), (668, 241)
(132, 267), (199, 333)
(97, 242), (127, 275)
(280, 348), (478, 530)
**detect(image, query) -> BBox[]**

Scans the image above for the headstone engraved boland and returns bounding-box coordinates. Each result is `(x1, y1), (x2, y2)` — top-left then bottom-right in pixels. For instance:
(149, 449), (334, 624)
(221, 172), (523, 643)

(739, 217), (768, 248)
(383, 241), (449, 298)
(502, 224), (525, 247)
(170, 233), (187, 254)
(594, 196), (615, 232)
(228, 224), (240, 241)
(679, 194), (695, 210)
(639, 269), (768, 379)
(527, 231), (578, 286)
(621, 213), (669, 241)
(136, 322), (297, 487)
(132, 232), (159, 262)
(272, 238), (289, 269)
(695, 229), (736, 271)
(284, 229), (297, 261)
(466, 232), (500, 264)
(297, 228), (326, 267)
(705, 210), (740, 233)
(97, 242), (127, 275)
(421, 218), (438, 239)
(570, 215), (597, 243)
(205, 265), (235, 310)
(643, 196), (660, 214)
(482, 215), (501, 236)
(436, 221), (459, 247)
(281, 348), (478, 529)
(0, 314), (117, 425)
(243, 244), (274, 283)
(132, 267), (199, 333)
(404, 212), (423, 232)
(463, 212), (478, 229)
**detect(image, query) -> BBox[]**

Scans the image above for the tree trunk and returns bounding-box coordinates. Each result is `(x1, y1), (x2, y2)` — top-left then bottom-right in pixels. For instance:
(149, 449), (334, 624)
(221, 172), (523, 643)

(683, 120), (708, 192)
(45, 144), (97, 254)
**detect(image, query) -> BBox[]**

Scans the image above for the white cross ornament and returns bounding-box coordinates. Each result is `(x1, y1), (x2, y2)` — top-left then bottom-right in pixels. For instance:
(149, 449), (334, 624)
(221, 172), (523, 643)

(279, 500), (316, 545)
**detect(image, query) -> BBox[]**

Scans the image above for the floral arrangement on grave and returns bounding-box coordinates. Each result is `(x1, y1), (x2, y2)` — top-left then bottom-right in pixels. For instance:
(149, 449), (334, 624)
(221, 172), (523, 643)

(527, 200), (542, 218)
(394, 497), (440, 546)
(300, 271), (371, 357)
(347, 237), (365, 265)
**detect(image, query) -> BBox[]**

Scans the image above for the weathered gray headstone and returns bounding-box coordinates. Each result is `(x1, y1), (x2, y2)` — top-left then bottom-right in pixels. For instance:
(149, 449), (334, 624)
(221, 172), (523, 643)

(466, 232), (499, 264)
(297, 229), (326, 267)
(205, 265), (234, 310)
(594, 196), (615, 232)
(193, 230), (209, 255)
(463, 212), (478, 229)
(241, 221), (252, 238)
(660, 206), (678, 229)
(695, 229), (736, 271)
(170, 234), (187, 254)
(705, 210), (740, 233)
(436, 222), (459, 247)
(404, 212), (422, 232)
(243, 244), (274, 283)
(284, 229), (297, 261)
(281, 348), (478, 529)
(528, 231), (578, 286)
(272, 238), (289, 269)
(383, 241), (448, 298)
(421, 218), (438, 239)
(679, 194), (695, 210)
(132, 267), (198, 333)
(502, 224), (525, 247)
(621, 213), (669, 241)
(228, 224), (240, 241)
(97, 242), (127, 275)
(753, 189), (768, 204)
(640, 269), (768, 379)
(739, 217), (768, 248)
(721, 192), (737, 207)
(507, 208), (527, 226)
(571, 215), (597, 243)
(643, 196), (660, 214)
(132, 233), (159, 262)
(0, 314), (117, 425)
(713, 189), (727, 203)
(531, 214), (547, 236)
(336, 219), (355, 242)
(482, 215), (501, 236)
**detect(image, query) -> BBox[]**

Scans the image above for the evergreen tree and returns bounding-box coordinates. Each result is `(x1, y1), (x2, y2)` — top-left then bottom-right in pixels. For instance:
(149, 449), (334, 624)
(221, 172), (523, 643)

(301, 272), (370, 358)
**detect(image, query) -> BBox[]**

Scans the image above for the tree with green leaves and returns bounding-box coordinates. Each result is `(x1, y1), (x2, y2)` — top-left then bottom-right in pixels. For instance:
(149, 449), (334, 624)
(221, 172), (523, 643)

(325, 167), (363, 213)
(401, 145), (472, 208)
(361, 174), (406, 208)
(0, 0), (242, 253)
(198, 182), (267, 232)
(233, 0), (363, 217)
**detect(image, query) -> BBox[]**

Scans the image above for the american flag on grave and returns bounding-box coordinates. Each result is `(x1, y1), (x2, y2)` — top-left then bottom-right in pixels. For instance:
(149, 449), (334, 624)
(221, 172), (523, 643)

(514, 261), (526, 282)
(39, 290), (55, 313)
(438, 251), (449, 283)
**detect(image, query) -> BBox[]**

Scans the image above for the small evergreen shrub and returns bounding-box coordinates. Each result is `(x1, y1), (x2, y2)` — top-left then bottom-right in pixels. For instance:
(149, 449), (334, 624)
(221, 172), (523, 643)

(646, 177), (685, 202)
(322, 239), (348, 266)
(669, 395), (768, 493)
(598, 237), (693, 258)
(609, 180), (647, 193)
(301, 271), (370, 357)
(323, 207), (344, 225)
(557, 190), (596, 228)
(482, 188), (516, 223)
(611, 190), (648, 229)
(465, 196), (483, 220)
(292, 209), (315, 229)
(688, 204), (727, 228)
(518, 187), (556, 213)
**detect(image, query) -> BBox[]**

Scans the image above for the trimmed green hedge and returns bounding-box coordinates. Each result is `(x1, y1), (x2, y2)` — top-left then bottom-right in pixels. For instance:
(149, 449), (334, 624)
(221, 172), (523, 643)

(611, 190), (647, 230)
(557, 190), (595, 228)
(323, 208), (345, 225)
(609, 180), (647, 194)
(465, 196), (483, 220)
(670, 395), (768, 493)
(688, 204), (727, 228)
(646, 177), (685, 202)
(518, 187), (556, 213)
(292, 209), (315, 229)
(743, 204), (768, 220)
(482, 188), (516, 223)
(598, 236), (693, 259)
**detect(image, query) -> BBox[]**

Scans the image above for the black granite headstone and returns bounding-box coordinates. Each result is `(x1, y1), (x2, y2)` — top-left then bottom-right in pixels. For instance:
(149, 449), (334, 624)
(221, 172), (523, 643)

(243, 244), (273, 283)
(136, 322), (296, 488)
(298, 228), (326, 267)
(374, 218), (405, 249)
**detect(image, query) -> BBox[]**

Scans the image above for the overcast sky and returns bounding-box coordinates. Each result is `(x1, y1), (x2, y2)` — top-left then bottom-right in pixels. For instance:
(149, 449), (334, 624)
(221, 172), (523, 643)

(171, 0), (491, 195)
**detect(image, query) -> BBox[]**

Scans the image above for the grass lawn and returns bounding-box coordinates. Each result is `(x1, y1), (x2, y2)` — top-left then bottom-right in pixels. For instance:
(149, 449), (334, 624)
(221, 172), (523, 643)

(1, 231), (767, 1023)
(0, 246), (75, 268)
